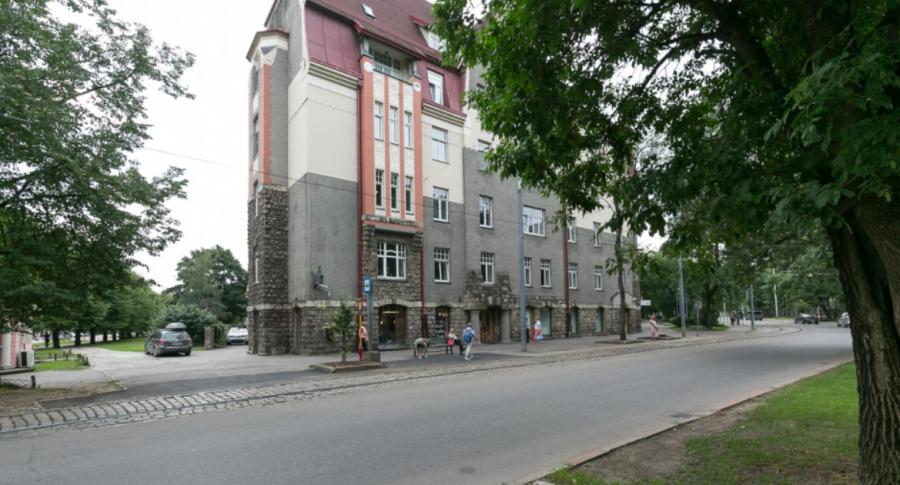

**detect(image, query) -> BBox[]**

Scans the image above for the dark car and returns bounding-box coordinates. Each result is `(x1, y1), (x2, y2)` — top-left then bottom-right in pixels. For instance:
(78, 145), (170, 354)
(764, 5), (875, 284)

(145, 324), (193, 357)
(794, 313), (817, 324)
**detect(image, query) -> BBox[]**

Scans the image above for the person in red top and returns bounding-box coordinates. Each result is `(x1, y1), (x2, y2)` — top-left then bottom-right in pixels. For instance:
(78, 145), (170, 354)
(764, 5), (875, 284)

(358, 324), (369, 352)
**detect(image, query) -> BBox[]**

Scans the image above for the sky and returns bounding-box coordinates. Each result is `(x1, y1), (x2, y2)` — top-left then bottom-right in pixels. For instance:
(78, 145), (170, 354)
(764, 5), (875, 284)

(101, 0), (662, 290)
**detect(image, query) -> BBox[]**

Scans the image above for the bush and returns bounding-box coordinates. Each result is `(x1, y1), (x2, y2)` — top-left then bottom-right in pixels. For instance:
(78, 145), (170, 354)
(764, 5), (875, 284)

(158, 303), (217, 342)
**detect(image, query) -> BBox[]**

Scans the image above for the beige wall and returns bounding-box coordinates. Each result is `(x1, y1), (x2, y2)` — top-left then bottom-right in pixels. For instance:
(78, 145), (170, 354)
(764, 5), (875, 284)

(421, 114), (465, 204)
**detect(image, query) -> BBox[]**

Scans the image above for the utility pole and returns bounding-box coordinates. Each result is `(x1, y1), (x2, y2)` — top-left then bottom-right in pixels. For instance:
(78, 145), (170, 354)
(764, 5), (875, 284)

(696, 301), (700, 336)
(678, 257), (686, 337)
(517, 179), (528, 352)
(749, 284), (756, 330)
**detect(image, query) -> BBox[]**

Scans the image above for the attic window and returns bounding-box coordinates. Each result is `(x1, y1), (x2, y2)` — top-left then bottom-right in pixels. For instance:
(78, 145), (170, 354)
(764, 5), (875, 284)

(419, 27), (445, 51)
(362, 3), (375, 18)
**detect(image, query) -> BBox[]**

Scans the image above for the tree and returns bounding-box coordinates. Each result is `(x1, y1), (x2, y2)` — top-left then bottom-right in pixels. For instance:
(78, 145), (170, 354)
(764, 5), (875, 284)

(323, 302), (356, 364)
(435, 1), (900, 480)
(0, 0), (193, 333)
(166, 246), (247, 326)
(158, 303), (216, 342)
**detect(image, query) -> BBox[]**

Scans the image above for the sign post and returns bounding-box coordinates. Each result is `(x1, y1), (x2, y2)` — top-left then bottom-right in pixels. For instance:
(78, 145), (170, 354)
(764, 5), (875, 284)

(363, 276), (374, 357)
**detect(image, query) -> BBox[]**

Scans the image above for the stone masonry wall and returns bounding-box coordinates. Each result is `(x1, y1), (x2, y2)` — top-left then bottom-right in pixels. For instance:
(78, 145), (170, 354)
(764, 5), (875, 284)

(247, 187), (291, 355)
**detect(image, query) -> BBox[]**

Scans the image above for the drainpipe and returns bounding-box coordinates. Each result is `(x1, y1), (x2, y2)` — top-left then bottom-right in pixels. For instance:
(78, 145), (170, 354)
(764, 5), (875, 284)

(420, 242), (426, 338)
(563, 225), (571, 338)
(356, 78), (363, 306)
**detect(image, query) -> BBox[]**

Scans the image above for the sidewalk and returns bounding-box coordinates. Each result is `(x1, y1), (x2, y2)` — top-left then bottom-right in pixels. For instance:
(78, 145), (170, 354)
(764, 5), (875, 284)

(0, 321), (797, 440)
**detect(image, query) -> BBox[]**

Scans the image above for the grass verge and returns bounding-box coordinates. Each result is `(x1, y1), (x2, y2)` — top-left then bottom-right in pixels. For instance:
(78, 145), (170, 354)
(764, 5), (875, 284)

(546, 363), (859, 485)
(33, 348), (88, 372)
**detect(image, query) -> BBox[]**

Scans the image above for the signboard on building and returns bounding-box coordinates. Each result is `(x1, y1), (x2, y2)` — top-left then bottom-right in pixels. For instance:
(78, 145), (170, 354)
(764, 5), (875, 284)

(363, 277), (373, 296)
(640, 299), (652, 307)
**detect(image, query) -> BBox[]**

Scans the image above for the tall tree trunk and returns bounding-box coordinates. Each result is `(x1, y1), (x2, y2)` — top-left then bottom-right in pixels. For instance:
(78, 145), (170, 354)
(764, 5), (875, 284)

(102, 331), (108, 342)
(89, 330), (95, 344)
(74, 331), (81, 347)
(52, 329), (60, 349)
(828, 199), (900, 484)
(615, 223), (627, 341)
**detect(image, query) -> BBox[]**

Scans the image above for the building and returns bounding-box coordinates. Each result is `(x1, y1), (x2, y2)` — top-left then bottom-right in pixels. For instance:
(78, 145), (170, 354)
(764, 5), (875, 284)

(245, 0), (640, 355)
(0, 326), (33, 370)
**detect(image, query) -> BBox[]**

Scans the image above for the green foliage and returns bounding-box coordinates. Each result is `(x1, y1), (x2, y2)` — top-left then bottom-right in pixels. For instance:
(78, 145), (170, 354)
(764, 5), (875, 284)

(323, 302), (357, 363)
(158, 303), (216, 342)
(166, 246), (248, 326)
(0, 0), (193, 332)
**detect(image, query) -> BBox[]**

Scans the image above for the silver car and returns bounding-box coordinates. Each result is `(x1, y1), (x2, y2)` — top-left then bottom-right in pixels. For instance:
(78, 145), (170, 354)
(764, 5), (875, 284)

(145, 328), (193, 357)
(838, 312), (851, 328)
(226, 327), (249, 345)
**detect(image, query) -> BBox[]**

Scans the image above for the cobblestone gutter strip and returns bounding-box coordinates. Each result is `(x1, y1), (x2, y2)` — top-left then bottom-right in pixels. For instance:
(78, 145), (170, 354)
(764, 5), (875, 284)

(0, 326), (800, 440)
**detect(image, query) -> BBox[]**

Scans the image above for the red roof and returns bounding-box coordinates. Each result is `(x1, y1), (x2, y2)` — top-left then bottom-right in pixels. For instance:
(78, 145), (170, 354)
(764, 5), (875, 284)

(307, 0), (441, 62)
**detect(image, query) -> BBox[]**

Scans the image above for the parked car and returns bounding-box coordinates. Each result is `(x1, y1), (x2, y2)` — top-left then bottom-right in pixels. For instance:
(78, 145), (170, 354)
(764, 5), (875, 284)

(794, 313), (817, 324)
(145, 323), (193, 357)
(226, 327), (249, 345)
(838, 312), (851, 328)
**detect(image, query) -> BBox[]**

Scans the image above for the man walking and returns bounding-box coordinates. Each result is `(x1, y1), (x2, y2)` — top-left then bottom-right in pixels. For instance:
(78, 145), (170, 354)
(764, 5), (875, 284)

(462, 323), (476, 361)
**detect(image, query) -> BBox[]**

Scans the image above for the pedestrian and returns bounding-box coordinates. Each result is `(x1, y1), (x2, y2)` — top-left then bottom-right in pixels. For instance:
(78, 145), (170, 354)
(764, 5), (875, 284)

(730, 311), (736, 327)
(533, 319), (543, 343)
(359, 323), (369, 352)
(446, 328), (458, 355)
(462, 323), (476, 360)
(413, 337), (429, 359)
(649, 313), (659, 338)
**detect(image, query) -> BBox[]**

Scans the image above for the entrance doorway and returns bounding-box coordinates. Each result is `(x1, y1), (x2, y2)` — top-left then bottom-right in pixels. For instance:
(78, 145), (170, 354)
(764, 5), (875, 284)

(569, 307), (579, 336)
(595, 308), (604, 335)
(435, 306), (450, 341)
(378, 305), (406, 348)
(540, 306), (552, 337)
(480, 307), (501, 344)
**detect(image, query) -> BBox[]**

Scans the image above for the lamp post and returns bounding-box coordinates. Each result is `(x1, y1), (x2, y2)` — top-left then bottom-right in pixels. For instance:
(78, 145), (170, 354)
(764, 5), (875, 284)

(517, 179), (528, 352)
(678, 257), (686, 337)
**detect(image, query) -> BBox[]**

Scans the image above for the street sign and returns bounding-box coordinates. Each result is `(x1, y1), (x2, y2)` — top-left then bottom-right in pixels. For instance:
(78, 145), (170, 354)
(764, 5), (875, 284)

(362, 277), (373, 296)
(640, 299), (652, 306)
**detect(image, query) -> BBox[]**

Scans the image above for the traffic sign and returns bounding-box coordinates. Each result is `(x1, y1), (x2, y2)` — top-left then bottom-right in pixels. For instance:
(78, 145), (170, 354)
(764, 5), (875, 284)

(363, 277), (373, 296)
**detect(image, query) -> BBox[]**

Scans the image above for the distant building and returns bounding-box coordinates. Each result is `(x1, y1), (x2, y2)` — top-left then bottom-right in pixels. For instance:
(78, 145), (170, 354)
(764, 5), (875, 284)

(1, 326), (33, 370)
(245, 0), (640, 355)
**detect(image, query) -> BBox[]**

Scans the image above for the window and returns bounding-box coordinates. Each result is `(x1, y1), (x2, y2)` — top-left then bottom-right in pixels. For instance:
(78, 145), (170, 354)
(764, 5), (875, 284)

(523, 206), (545, 236)
(540, 259), (551, 288)
(524, 257), (532, 287)
(252, 113), (260, 162)
(362, 3), (375, 18)
(568, 225), (576, 243)
(479, 196), (493, 228)
(477, 140), (490, 171)
(390, 173), (399, 212)
(404, 111), (412, 148)
(568, 263), (578, 289)
(434, 248), (449, 282)
(594, 266), (604, 290)
(421, 28), (445, 51)
(375, 169), (384, 208)
(254, 255), (260, 283)
(405, 176), (414, 214)
(433, 187), (448, 221)
(377, 242), (406, 279)
(389, 107), (399, 144)
(373, 51), (402, 78)
(427, 70), (444, 105)
(432, 127), (448, 162)
(374, 102), (384, 140)
(593, 222), (603, 247)
(477, 139), (491, 153)
(481, 252), (494, 285)
(251, 65), (259, 95)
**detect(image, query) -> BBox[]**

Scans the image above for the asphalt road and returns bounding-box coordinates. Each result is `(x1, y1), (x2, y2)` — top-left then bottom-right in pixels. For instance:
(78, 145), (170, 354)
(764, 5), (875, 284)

(1, 325), (852, 485)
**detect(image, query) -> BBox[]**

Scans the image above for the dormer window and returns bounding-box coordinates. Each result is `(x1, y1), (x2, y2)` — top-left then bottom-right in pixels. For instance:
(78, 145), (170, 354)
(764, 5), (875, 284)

(419, 27), (445, 51)
(362, 3), (375, 18)
(427, 70), (444, 105)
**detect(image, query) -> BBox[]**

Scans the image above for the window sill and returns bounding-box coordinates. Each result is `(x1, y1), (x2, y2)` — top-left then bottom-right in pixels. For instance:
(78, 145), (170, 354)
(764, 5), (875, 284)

(482, 282), (494, 286)
(434, 280), (451, 284)
(377, 276), (407, 281)
(480, 225), (493, 230)
(525, 233), (546, 238)
(433, 218), (450, 224)
(432, 159), (449, 164)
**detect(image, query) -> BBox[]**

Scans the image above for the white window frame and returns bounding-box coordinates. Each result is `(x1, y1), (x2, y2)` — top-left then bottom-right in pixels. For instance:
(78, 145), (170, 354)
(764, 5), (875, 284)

(375, 169), (384, 209)
(390, 172), (399, 212)
(594, 265), (604, 290)
(568, 263), (578, 289)
(404, 111), (413, 148)
(540, 259), (551, 288)
(523, 206), (546, 236)
(389, 106), (399, 145)
(427, 70), (444, 105)
(432, 127), (448, 162)
(433, 187), (449, 222)
(481, 252), (495, 285)
(377, 241), (406, 280)
(254, 255), (260, 284)
(405, 176), (414, 215)
(477, 139), (491, 153)
(568, 225), (576, 243)
(374, 102), (384, 141)
(434, 247), (450, 283)
(524, 257), (532, 287)
(479, 196), (493, 228)
(593, 223), (603, 247)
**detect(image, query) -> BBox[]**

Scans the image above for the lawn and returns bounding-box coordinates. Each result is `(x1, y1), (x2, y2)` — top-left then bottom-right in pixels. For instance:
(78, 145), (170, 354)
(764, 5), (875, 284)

(33, 348), (88, 372)
(547, 363), (859, 484)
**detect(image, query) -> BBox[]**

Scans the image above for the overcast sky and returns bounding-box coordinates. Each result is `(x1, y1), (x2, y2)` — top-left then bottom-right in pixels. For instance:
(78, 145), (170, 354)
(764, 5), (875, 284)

(105, 1), (661, 290)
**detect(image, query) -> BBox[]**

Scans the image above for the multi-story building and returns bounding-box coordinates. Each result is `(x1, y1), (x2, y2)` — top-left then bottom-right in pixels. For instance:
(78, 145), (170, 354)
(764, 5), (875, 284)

(246, 0), (640, 355)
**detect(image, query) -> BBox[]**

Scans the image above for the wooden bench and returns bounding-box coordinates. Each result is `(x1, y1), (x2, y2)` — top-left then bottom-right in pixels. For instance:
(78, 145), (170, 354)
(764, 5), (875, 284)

(411, 336), (454, 357)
